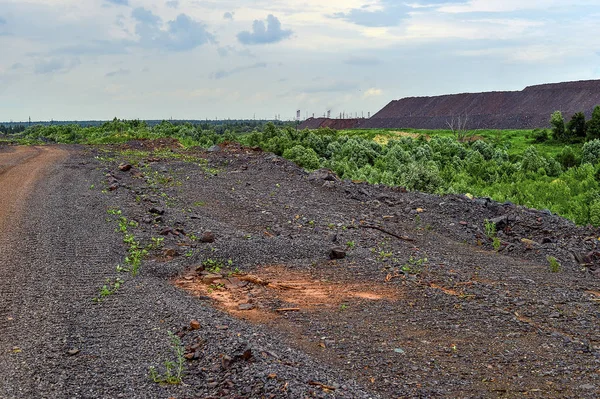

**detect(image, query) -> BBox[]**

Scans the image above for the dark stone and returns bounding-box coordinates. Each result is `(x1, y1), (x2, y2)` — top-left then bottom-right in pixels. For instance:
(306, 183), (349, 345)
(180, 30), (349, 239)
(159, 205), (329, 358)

(118, 163), (132, 172)
(200, 231), (215, 243)
(329, 248), (346, 260)
(308, 169), (339, 182)
(149, 207), (165, 215)
(489, 215), (509, 230)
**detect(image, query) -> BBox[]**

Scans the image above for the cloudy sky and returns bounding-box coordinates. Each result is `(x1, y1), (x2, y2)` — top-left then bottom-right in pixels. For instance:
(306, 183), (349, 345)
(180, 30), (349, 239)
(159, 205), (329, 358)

(1, 0), (599, 121)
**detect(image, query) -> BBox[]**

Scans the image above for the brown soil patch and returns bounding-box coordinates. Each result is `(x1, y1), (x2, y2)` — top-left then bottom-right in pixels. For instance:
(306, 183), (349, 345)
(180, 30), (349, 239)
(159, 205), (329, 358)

(175, 265), (402, 323)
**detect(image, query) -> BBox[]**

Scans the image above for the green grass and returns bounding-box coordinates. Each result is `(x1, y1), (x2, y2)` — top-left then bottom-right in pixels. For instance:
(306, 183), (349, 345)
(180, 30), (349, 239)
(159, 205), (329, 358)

(340, 128), (575, 158)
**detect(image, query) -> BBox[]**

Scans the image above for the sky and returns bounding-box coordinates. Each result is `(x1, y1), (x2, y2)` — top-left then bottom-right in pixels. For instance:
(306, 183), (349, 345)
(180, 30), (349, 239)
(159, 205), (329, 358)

(1, 0), (600, 121)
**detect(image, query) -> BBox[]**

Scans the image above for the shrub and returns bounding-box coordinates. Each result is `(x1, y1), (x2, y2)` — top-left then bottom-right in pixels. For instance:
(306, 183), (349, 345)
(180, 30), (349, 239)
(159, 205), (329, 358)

(587, 106), (600, 140)
(282, 145), (321, 170)
(531, 128), (549, 143)
(471, 140), (494, 160)
(550, 111), (566, 141)
(582, 139), (600, 165)
(567, 112), (586, 139)
(556, 146), (579, 169)
(521, 146), (548, 174)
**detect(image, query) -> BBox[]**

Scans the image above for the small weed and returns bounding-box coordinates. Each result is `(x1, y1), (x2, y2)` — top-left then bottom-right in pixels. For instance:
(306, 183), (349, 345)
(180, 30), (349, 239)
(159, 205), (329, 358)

(149, 331), (185, 385)
(107, 208), (122, 216)
(147, 237), (165, 250)
(493, 237), (501, 251)
(484, 219), (497, 239)
(340, 303), (349, 311)
(89, 184), (95, 190)
(93, 278), (124, 302)
(402, 256), (428, 275)
(414, 214), (421, 227)
(547, 256), (561, 273)
(193, 201), (206, 207)
(185, 250), (194, 258)
(202, 258), (223, 273)
(116, 264), (129, 273)
(346, 241), (356, 249)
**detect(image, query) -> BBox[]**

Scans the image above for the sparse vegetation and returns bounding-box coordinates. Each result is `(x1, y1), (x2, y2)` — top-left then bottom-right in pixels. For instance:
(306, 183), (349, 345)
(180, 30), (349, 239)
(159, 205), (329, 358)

(149, 331), (185, 385)
(547, 256), (561, 273)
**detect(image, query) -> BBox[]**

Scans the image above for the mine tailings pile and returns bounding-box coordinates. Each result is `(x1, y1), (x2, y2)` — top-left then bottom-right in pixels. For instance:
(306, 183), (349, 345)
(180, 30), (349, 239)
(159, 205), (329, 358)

(300, 79), (600, 130)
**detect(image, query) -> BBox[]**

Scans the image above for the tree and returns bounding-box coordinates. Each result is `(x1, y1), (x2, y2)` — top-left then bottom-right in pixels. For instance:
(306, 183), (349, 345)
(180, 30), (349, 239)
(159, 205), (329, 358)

(550, 111), (566, 141)
(586, 106), (600, 140)
(566, 112), (586, 139)
(446, 113), (471, 141)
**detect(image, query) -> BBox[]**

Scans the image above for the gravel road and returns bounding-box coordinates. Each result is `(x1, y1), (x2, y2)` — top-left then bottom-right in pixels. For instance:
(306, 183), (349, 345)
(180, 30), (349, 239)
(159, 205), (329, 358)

(1, 142), (600, 398)
(0, 145), (378, 398)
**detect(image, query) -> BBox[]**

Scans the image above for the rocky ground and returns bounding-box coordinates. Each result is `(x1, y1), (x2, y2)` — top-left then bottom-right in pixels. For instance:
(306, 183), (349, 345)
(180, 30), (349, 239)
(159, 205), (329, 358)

(1, 141), (600, 398)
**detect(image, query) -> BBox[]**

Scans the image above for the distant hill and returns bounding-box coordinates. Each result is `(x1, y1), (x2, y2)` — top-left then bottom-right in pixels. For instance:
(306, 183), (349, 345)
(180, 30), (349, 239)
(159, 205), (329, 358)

(299, 79), (600, 130)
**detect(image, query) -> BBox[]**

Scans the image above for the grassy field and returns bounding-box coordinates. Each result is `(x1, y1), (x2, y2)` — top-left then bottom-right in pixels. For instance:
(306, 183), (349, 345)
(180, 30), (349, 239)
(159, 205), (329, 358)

(341, 128), (576, 158)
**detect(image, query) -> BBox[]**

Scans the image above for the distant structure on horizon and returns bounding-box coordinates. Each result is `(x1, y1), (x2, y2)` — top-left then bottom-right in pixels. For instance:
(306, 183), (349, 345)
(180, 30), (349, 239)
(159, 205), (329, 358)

(299, 79), (600, 130)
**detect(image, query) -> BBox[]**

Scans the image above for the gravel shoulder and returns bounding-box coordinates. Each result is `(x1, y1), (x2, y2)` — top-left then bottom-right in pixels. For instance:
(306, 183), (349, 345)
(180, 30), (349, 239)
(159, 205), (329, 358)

(1, 142), (600, 398)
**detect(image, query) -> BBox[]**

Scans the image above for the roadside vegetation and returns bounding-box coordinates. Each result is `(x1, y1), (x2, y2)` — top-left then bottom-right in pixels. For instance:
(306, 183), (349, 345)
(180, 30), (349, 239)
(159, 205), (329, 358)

(4, 108), (600, 226)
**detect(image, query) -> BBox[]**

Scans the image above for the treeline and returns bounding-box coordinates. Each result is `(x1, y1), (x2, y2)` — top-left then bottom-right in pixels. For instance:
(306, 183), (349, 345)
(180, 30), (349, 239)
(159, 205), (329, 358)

(0, 124), (27, 135)
(535, 106), (600, 143)
(6, 119), (289, 146)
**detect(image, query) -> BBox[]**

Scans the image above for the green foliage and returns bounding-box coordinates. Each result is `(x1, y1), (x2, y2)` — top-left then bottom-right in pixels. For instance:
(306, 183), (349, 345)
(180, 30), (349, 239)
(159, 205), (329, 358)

(587, 106), (600, 141)
(556, 146), (579, 169)
(550, 111), (566, 141)
(582, 139), (600, 165)
(282, 144), (321, 170)
(484, 219), (497, 238)
(521, 146), (548, 174)
(492, 237), (501, 252)
(149, 331), (185, 385)
(531, 128), (549, 143)
(567, 112), (587, 139)
(547, 256), (561, 273)
(16, 117), (600, 227)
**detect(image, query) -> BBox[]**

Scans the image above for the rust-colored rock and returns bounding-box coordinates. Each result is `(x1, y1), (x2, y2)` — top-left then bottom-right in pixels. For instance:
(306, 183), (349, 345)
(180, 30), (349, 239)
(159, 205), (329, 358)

(190, 319), (201, 330)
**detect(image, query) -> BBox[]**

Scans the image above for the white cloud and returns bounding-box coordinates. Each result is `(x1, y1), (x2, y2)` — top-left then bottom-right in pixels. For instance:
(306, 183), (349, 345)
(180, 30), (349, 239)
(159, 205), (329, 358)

(363, 88), (383, 98)
(0, 0), (599, 120)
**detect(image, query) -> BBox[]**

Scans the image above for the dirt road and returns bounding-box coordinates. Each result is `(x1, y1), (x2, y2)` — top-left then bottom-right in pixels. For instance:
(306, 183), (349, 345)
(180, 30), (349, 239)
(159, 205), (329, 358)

(0, 146), (66, 231)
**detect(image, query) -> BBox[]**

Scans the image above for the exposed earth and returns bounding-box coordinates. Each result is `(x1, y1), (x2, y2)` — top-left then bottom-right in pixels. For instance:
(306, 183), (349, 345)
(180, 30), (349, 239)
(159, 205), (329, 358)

(1, 141), (600, 398)
(300, 79), (600, 130)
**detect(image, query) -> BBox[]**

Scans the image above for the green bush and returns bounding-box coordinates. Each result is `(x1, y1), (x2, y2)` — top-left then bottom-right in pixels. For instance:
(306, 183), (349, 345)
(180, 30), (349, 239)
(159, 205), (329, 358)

(282, 145), (321, 170)
(567, 112), (587, 139)
(582, 139), (600, 165)
(587, 106), (600, 140)
(531, 128), (549, 143)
